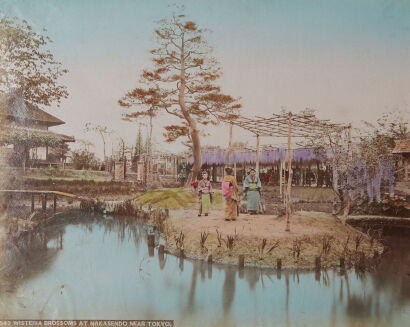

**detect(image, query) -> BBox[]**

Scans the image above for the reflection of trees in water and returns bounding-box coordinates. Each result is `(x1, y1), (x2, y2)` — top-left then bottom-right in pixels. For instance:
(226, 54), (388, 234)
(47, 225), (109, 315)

(48, 212), (146, 250)
(0, 227), (62, 292)
(340, 235), (410, 326)
(370, 236), (410, 308)
(335, 270), (396, 326)
(158, 251), (166, 270)
(245, 268), (259, 291)
(186, 262), (199, 312)
(0, 213), (146, 292)
(285, 273), (290, 327)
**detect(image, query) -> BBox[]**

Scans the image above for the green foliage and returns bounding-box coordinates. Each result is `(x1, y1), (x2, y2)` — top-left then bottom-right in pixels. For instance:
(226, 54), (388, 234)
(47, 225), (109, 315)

(360, 110), (410, 171)
(24, 168), (108, 181)
(2, 133), (61, 147)
(358, 195), (409, 217)
(49, 143), (70, 162)
(71, 149), (98, 170)
(23, 178), (137, 195)
(118, 9), (240, 146)
(134, 128), (145, 158)
(0, 17), (68, 106)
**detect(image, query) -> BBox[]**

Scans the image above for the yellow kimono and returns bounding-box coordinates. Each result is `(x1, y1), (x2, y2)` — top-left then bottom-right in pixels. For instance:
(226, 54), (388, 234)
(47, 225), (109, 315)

(223, 174), (239, 220)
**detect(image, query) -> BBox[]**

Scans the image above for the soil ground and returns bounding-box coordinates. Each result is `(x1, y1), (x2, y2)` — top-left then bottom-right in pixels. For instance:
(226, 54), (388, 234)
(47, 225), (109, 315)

(163, 208), (383, 269)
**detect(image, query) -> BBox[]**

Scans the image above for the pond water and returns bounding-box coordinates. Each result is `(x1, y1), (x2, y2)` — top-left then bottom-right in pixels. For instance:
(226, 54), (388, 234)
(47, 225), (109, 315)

(1, 213), (409, 327)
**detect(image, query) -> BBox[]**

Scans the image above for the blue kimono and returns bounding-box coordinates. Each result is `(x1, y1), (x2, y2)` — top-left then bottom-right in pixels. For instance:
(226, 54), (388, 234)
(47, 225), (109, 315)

(243, 175), (261, 212)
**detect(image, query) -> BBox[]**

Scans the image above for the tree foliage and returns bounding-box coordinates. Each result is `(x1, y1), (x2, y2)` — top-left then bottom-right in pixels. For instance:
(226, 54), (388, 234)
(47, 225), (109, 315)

(71, 149), (98, 170)
(360, 110), (410, 173)
(119, 9), (241, 181)
(84, 123), (112, 159)
(1, 133), (61, 147)
(0, 17), (68, 106)
(134, 128), (145, 158)
(49, 142), (70, 162)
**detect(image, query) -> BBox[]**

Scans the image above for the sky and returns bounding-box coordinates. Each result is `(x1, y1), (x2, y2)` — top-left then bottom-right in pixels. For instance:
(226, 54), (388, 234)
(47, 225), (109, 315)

(1, 0), (410, 158)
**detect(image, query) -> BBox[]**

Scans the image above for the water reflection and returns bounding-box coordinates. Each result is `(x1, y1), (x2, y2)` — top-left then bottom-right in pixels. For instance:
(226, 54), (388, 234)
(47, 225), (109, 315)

(0, 212), (409, 327)
(222, 269), (236, 313)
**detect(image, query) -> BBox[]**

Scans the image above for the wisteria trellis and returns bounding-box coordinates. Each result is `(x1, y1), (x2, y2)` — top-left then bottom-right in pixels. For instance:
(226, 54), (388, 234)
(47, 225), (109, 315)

(187, 148), (320, 166)
(189, 148), (395, 201)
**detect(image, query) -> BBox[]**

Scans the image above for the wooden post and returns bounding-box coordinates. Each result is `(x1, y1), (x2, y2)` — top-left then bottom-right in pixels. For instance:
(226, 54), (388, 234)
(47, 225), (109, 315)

(315, 256), (321, 271)
(31, 195), (35, 213)
(359, 251), (365, 269)
(276, 258), (282, 270)
(340, 257), (345, 269)
(42, 194), (47, 212)
(279, 161), (283, 198)
(285, 112), (293, 232)
(225, 122), (233, 168)
(148, 245), (154, 257)
(347, 123), (352, 161)
(255, 134), (260, 174)
(53, 194), (57, 213)
(147, 234), (155, 247)
(238, 254), (245, 268)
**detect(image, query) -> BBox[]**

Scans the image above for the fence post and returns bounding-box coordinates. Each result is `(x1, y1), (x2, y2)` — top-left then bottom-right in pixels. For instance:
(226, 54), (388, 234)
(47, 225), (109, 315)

(42, 194), (47, 212)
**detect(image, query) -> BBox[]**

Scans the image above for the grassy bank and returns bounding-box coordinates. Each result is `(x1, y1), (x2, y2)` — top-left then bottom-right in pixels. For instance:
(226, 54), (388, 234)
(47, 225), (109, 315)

(134, 187), (223, 209)
(23, 168), (110, 181)
(21, 178), (141, 196)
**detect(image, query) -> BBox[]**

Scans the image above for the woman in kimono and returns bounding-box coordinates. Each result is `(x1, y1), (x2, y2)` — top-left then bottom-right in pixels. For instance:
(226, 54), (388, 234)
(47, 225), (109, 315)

(222, 167), (239, 221)
(243, 168), (262, 214)
(197, 171), (213, 216)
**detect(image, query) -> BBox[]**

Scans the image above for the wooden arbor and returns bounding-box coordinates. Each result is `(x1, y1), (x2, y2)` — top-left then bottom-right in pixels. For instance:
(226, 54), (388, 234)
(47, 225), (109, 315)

(232, 111), (348, 232)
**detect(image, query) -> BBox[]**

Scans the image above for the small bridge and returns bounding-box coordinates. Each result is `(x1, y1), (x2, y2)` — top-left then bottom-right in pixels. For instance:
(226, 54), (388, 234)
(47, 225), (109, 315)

(0, 190), (88, 213)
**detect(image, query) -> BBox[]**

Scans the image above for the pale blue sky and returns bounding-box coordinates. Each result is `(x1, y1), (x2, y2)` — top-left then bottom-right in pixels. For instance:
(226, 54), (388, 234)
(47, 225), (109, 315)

(1, 0), (410, 156)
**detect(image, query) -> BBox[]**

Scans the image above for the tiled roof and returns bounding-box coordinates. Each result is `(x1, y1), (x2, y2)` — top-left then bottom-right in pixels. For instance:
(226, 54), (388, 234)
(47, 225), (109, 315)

(392, 139), (410, 154)
(0, 92), (65, 126)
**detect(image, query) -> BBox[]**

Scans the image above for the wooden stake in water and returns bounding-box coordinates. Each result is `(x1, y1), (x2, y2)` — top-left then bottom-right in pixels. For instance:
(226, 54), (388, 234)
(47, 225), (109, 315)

(315, 256), (321, 271)
(277, 258), (282, 271)
(238, 254), (245, 268)
(147, 234), (155, 247)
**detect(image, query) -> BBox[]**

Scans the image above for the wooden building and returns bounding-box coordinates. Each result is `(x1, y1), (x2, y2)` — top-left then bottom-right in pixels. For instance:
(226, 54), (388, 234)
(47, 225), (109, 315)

(0, 92), (75, 168)
(393, 139), (410, 181)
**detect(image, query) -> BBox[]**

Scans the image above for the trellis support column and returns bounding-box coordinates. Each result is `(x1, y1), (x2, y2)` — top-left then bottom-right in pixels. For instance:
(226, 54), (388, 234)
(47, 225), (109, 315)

(347, 123), (352, 161)
(285, 112), (292, 232)
(255, 134), (260, 175)
(225, 122), (233, 170)
(279, 161), (283, 198)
